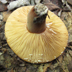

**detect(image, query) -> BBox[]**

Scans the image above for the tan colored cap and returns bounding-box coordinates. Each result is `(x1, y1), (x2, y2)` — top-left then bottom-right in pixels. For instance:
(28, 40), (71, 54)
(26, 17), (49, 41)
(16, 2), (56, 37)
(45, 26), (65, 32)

(5, 6), (68, 63)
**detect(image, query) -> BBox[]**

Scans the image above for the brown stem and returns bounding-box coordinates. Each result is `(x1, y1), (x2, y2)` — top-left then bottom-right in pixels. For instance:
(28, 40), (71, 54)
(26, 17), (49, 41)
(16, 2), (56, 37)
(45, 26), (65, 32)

(27, 3), (48, 33)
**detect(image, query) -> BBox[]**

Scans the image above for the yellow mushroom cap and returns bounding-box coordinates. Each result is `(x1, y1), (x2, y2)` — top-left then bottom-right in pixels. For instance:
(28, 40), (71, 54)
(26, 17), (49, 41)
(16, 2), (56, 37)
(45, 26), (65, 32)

(5, 6), (68, 63)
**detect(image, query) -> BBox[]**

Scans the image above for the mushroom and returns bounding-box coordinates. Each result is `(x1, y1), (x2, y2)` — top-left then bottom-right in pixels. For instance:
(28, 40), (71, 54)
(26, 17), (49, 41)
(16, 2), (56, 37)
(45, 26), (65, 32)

(5, 3), (68, 63)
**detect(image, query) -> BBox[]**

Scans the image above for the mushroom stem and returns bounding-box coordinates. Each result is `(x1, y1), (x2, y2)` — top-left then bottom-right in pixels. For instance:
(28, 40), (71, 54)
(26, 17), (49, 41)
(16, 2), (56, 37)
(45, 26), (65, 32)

(27, 3), (48, 33)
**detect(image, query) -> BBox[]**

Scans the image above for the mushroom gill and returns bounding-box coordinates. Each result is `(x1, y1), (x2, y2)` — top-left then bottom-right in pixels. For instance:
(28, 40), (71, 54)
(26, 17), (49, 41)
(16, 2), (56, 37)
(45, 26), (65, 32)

(5, 3), (68, 63)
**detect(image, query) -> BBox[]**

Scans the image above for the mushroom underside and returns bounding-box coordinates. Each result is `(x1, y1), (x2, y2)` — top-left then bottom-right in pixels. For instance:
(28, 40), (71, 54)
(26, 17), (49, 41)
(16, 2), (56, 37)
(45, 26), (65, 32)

(5, 6), (68, 63)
